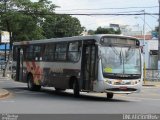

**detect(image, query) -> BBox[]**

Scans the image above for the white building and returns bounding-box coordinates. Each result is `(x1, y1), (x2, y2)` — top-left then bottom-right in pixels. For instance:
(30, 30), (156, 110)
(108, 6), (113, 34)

(140, 39), (158, 69)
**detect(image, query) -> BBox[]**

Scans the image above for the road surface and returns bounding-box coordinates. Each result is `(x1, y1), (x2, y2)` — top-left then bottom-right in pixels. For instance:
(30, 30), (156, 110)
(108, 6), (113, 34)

(0, 77), (160, 114)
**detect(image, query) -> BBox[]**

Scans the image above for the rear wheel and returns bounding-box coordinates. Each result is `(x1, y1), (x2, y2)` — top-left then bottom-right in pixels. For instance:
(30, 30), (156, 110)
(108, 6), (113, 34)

(27, 75), (41, 91)
(107, 93), (113, 99)
(73, 80), (80, 97)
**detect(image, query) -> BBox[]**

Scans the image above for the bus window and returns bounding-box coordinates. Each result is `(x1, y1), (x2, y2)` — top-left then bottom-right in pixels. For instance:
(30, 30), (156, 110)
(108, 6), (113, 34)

(55, 43), (67, 61)
(43, 44), (55, 61)
(34, 45), (41, 61)
(68, 42), (81, 62)
(25, 45), (34, 60)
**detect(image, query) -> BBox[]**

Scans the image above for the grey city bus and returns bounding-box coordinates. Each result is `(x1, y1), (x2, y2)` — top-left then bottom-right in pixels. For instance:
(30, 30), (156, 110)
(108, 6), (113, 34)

(13, 34), (143, 99)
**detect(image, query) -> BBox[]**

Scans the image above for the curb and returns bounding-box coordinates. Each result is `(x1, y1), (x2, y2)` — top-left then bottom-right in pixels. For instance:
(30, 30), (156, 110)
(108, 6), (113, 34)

(155, 85), (160, 87)
(142, 84), (160, 87)
(0, 89), (10, 98)
(142, 84), (155, 87)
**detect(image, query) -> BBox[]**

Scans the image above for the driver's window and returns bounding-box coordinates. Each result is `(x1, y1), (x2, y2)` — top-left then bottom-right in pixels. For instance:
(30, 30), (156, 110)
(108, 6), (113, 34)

(68, 41), (81, 62)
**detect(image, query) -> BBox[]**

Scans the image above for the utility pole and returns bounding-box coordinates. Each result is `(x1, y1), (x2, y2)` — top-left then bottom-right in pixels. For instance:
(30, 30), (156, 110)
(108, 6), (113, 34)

(142, 10), (145, 44)
(158, 0), (160, 70)
(142, 10), (146, 84)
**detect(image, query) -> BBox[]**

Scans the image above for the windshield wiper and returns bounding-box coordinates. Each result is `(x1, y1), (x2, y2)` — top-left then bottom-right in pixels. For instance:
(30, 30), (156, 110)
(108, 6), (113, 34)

(111, 46), (120, 56)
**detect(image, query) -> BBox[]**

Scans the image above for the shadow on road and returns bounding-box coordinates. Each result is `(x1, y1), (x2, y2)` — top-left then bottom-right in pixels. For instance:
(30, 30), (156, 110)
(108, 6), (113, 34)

(5, 87), (130, 102)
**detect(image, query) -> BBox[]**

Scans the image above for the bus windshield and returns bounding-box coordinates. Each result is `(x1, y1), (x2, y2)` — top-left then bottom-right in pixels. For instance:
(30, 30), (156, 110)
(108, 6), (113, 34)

(101, 46), (141, 78)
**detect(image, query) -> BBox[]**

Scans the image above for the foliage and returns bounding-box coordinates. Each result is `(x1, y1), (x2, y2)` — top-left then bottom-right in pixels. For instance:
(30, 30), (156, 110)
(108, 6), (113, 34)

(0, 0), (83, 42)
(88, 26), (121, 35)
(87, 30), (95, 35)
(0, 0), (55, 41)
(0, 0), (84, 76)
(42, 15), (84, 38)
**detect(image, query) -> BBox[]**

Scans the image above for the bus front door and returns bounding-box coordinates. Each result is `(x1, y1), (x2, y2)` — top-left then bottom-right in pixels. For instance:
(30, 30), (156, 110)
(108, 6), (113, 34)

(16, 48), (24, 82)
(81, 41), (97, 91)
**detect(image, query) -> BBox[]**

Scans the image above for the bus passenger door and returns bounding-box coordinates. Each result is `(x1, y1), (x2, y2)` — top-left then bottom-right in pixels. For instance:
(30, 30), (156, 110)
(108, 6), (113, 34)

(16, 48), (24, 81)
(81, 41), (97, 91)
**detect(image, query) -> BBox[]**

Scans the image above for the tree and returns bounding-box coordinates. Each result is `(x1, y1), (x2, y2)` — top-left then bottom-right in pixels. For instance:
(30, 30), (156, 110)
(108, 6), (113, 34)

(0, 0), (57, 76)
(42, 15), (84, 38)
(88, 27), (121, 35)
(88, 30), (95, 35)
(0, 0), (83, 40)
(94, 27), (121, 34)
(0, 0), (84, 76)
(0, 0), (57, 42)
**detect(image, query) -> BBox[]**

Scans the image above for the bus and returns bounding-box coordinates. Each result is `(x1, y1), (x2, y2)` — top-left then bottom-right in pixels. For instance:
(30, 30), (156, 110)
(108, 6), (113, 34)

(13, 34), (143, 99)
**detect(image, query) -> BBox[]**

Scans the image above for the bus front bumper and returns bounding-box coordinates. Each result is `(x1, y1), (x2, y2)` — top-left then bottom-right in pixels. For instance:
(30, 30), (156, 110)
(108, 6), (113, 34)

(93, 80), (142, 94)
(105, 90), (132, 94)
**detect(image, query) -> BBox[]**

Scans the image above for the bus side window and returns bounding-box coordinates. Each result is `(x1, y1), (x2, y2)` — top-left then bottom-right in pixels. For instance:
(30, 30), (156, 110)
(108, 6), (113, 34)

(43, 44), (54, 61)
(68, 41), (81, 62)
(55, 43), (67, 61)
(34, 45), (41, 61)
(43, 44), (48, 61)
(26, 45), (34, 60)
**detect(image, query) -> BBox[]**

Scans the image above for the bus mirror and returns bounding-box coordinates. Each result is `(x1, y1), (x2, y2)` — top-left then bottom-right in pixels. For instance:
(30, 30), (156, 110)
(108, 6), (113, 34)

(95, 42), (100, 46)
(140, 46), (144, 53)
(20, 49), (23, 55)
(98, 55), (101, 61)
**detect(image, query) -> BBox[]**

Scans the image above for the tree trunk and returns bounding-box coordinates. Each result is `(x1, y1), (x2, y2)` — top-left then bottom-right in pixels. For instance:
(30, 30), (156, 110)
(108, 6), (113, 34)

(3, 49), (12, 77)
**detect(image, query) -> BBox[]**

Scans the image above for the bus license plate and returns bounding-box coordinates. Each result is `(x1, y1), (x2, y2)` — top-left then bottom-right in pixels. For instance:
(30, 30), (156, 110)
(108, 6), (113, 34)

(119, 87), (127, 90)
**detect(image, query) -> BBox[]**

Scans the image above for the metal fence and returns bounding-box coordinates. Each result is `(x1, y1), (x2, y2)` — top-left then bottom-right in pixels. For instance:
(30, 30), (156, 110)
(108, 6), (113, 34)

(145, 69), (160, 81)
(0, 63), (14, 78)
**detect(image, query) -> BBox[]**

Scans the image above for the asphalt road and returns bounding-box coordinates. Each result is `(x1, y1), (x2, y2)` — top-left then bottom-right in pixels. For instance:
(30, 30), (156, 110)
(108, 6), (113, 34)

(0, 78), (160, 114)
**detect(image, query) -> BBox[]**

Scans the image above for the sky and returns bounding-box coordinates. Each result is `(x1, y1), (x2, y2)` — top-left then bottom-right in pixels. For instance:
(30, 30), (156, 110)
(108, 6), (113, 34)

(33, 0), (159, 32)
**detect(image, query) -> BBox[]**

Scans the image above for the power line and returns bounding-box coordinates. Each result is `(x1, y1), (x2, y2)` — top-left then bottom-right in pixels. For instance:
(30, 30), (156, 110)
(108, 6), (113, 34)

(62, 10), (146, 14)
(55, 6), (159, 11)
(83, 10), (147, 15)
(55, 13), (159, 16)
(116, 10), (146, 14)
(146, 13), (159, 19)
(0, 11), (159, 16)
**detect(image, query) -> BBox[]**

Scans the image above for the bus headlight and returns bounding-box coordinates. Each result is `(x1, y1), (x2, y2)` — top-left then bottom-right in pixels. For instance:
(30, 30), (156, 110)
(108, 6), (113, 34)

(105, 79), (113, 84)
(105, 79), (141, 85)
(131, 80), (141, 85)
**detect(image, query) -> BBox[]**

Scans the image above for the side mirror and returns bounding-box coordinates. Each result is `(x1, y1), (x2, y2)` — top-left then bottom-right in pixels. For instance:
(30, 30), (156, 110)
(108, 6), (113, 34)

(140, 46), (144, 53)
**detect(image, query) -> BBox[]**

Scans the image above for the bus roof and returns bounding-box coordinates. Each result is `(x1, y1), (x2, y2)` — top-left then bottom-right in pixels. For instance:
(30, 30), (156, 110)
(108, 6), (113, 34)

(13, 34), (138, 45)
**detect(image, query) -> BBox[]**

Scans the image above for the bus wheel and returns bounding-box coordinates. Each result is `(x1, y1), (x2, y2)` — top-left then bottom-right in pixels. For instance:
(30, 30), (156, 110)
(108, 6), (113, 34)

(73, 80), (79, 97)
(107, 93), (113, 99)
(27, 75), (41, 91)
(35, 85), (41, 91)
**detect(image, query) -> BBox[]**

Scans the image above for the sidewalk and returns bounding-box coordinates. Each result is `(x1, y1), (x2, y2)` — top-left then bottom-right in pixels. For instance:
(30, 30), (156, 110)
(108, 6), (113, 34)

(143, 81), (160, 87)
(0, 89), (9, 98)
(0, 75), (10, 99)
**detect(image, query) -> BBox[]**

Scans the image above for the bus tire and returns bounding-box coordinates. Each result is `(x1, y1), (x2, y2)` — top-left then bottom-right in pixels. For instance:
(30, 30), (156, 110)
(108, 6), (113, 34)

(35, 85), (41, 91)
(107, 93), (113, 99)
(27, 74), (41, 91)
(73, 79), (80, 97)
